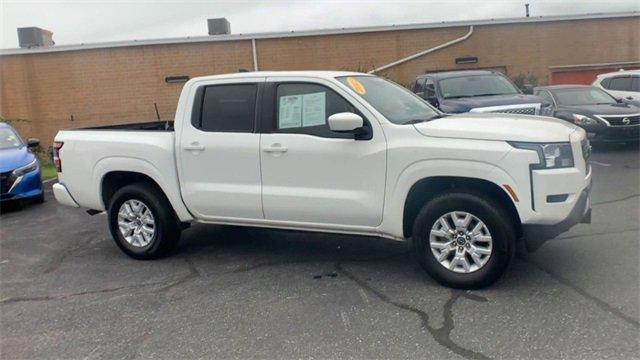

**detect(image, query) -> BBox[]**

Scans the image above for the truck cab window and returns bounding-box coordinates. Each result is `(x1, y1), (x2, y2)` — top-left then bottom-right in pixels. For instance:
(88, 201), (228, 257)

(413, 78), (425, 95)
(536, 90), (555, 105)
(200, 84), (257, 132)
(275, 83), (363, 138)
(424, 78), (436, 98)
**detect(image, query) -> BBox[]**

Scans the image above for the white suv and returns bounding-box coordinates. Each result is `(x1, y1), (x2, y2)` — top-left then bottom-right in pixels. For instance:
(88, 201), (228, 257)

(592, 70), (640, 102)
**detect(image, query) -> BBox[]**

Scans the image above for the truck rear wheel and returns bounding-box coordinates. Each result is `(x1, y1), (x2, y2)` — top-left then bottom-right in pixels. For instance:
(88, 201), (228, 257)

(412, 191), (515, 289)
(108, 183), (181, 259)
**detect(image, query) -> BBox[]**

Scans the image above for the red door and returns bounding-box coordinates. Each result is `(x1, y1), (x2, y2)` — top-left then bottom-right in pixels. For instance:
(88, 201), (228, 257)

(551, 66), (640, 85)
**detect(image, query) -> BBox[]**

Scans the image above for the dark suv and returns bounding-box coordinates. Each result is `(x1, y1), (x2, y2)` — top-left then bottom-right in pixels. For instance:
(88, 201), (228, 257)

(411, 70), (552, 116)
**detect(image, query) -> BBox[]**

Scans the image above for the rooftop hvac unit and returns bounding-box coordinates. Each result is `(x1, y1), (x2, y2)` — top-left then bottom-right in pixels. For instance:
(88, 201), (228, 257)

(208, 18), (231, 35)
(17, 27), (55, 48)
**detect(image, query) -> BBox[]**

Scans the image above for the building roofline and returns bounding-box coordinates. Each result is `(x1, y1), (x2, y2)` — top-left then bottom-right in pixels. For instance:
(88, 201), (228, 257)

(1, 11), (638, 56)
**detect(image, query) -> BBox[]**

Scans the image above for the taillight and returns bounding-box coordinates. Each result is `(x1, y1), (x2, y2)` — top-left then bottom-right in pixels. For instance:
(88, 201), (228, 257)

(53, 141), (64, 172)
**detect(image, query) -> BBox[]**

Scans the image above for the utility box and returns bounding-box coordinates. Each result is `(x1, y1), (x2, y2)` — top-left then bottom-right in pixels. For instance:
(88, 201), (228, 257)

(207, 18), (231, 35)
(18, 27), (55, 48)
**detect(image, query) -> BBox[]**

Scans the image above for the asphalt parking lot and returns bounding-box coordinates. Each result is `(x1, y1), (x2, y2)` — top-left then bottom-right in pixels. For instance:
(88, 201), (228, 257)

(1, 144), (638, 360)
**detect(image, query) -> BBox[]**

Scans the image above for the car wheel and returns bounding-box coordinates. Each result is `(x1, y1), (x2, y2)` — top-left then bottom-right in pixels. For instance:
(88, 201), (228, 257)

(108, 183), (181, 259)
(35, 192), (44, 203)
(412, 191), (515, 289)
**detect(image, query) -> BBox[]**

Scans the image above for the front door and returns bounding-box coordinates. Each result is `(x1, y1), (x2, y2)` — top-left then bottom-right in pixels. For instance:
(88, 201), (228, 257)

(178, 77), (264, 220)
(259, 78), (387, 227)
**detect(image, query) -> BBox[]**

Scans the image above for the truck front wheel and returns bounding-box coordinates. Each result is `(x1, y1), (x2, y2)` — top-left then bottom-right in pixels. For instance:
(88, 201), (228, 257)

(108, 183), (181, 259)
(412, 191), (515, 289)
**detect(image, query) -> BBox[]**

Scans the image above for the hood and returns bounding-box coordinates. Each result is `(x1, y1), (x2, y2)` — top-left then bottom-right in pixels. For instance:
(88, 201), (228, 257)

(413, 113), (577, 142)
(440, 94), (547, 113)
(0, 146), (34, 173)
(557, 102), (640, 116)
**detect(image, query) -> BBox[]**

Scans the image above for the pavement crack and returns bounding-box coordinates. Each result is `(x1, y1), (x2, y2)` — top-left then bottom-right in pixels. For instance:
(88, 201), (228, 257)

(521, 256), (639, 329)
(0, 281), (165, 304)
(227, 250), (410, 274)
(591, 194), (640, 206)
(155, 256), (201, 292)
(556, 228), (639, 241)
(335, 263), (491, 360)
(1, 257), (202, 304)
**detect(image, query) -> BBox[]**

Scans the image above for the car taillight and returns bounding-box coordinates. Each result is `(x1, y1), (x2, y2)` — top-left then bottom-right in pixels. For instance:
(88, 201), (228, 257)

(53, 141), (63, 172)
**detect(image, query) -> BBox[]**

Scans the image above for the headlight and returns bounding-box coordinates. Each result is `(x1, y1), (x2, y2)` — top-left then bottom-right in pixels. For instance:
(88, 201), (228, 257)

(571, 114), (598, 126)
(12, 159), (39, 177)
(509, 142), (574, 169)
(540, 104), (554, 116)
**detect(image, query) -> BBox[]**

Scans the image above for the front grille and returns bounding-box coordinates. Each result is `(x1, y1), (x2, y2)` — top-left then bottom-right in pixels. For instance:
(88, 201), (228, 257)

(0, 171), (14, 194)
(597, 114), (640, 126)
(491, 107), (537, 115)
(470, 104), (540, 115)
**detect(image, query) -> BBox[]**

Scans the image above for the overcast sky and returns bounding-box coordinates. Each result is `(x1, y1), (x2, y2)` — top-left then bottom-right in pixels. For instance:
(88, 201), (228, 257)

(1, 0), (638, 49)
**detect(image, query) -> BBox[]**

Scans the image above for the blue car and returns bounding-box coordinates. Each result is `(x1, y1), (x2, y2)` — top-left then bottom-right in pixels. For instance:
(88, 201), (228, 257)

(0, 122), (44, 204)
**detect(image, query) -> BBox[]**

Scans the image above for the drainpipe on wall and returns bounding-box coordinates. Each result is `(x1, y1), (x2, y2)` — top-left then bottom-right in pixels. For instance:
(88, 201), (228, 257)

(252, 39), (259, 71)
(367, 25), (474, 74)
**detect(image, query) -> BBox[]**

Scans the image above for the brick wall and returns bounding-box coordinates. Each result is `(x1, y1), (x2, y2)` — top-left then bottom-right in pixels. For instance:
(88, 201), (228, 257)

(0, 16), (638, 146)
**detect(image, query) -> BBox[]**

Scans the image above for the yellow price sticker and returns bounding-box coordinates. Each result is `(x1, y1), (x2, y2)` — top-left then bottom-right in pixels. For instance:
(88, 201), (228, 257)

(346, 77), (366, 95)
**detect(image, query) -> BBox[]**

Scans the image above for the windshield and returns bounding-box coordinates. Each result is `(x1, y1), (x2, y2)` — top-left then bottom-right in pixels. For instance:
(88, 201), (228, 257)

(336, 76), (441, 125)
(0, 127), (23, 150)
(439, 74), (520, 99)
(553, 87), (617, 105)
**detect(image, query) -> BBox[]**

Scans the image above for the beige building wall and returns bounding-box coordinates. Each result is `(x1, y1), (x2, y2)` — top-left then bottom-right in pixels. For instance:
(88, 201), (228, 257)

(1, 16), (638, 146)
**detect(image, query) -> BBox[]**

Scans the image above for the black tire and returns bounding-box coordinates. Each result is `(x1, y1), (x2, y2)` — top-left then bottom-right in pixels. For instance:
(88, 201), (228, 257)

(108, 182), (181, 260)
(35, 192), (45, 203)
(412, 191), (515, 289)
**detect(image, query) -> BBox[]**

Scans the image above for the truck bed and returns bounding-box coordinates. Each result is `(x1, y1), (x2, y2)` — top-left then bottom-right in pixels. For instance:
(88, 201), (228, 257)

(54, 127), (190, 219)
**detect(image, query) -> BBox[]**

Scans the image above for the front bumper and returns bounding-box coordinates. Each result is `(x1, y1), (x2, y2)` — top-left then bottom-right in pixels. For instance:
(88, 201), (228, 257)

(583, 124), (639, 143)
(0, 168), (43, 202)
(523, 182), (592, 251)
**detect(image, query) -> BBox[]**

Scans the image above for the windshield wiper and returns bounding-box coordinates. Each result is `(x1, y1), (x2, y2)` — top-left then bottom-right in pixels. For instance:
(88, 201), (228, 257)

(444, 93), (515, 99)
(469, 93), (514, 97)
(403, 114), (443, 125)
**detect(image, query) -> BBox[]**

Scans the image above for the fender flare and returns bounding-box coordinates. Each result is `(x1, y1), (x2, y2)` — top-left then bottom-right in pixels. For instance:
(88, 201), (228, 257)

(381, 159), (523, 238)
(93, 156), (193, 221)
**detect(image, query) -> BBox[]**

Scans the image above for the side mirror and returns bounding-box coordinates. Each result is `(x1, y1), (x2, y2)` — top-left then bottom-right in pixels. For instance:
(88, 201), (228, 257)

(425, 95), (439, 107)
(522, 84), (534, 94)
(328, 112), (363, 132)
(27, 138), (40, 148)
(615, 97), (624, 103)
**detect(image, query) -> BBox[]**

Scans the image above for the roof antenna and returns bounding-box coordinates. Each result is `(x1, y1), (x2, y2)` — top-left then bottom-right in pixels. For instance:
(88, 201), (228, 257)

(525, 3), (530, 17)
(154, 102), (168, 130)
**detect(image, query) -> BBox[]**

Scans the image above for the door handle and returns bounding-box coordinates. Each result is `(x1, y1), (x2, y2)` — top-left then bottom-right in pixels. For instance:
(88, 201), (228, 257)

(263, 144), (288, 153)
(184, 142), (205, 151)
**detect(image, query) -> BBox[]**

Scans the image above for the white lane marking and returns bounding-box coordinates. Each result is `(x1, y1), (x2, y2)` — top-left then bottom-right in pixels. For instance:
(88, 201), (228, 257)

(358, 288), (370, 305)
(590, 161), (611, 167)
(340, 311), (351, 330)
(43, 178), (58, 184)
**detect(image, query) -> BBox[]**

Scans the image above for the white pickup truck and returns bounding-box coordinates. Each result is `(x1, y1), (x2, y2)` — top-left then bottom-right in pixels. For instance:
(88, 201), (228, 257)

(53, 71), (592, 288)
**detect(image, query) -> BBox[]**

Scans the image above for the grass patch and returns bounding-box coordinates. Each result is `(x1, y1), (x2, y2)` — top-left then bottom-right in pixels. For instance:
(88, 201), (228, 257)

(41, 163), (58, 180)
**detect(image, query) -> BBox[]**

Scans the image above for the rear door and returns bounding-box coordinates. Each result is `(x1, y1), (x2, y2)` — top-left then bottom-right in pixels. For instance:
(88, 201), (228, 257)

(258, 77), (387, 227)
(178, 77), (264, 220)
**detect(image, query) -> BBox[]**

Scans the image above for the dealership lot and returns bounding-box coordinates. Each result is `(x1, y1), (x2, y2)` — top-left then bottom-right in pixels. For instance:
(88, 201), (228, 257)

(0, 145), (638, 359)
